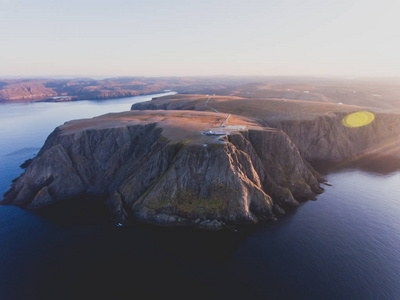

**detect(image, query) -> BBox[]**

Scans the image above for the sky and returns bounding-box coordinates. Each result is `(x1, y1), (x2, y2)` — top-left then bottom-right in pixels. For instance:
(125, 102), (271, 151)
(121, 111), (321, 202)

(0, 0), (399, 78)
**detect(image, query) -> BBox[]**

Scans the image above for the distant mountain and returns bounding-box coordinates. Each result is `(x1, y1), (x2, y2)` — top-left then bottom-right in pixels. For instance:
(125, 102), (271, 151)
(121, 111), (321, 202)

(1, 76), (400, 109)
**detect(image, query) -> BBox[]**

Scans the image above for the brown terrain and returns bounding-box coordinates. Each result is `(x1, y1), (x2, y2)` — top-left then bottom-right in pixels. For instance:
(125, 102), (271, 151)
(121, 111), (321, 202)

(1, 76), (400, 109)
(2, 81), (400, 230)
(61, 110), (262, 143)
(2, 110), (325, 229)
(133, 94), (391, 120)
(229, 80), (400, 109)
(133, 94), (400, 161)
(0, 78), (169, 102)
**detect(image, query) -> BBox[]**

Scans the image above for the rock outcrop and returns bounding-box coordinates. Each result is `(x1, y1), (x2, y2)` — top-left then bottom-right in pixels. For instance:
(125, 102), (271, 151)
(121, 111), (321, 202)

(267, 113), (400, 161)
(1, 110), (323, 230)
(132, 95), (400, 162)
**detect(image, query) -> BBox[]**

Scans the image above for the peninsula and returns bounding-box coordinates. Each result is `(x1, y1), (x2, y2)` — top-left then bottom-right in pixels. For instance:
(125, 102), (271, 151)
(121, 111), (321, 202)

(2, 94), (400, 229)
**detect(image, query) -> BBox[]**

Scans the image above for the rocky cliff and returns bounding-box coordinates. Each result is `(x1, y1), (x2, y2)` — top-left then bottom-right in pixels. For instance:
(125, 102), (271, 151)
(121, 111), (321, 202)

(267, 113), (400, 161)
(1, 110), (323, 230)
(132, 95), (400, 162)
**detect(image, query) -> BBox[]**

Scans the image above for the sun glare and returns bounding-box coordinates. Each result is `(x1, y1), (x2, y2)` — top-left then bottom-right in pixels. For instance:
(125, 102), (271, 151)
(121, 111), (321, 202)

(342, 111), (375, 128)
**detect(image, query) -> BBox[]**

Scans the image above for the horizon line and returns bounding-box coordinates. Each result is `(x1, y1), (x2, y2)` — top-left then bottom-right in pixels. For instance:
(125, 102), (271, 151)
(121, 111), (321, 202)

(1, 74), (400, 81)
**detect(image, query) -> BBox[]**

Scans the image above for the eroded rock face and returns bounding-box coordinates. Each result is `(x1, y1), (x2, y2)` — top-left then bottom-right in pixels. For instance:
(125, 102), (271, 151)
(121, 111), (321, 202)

(268, 113), (400, 161)
(132, 98), (400, 162)
(1, 112), (323, 230)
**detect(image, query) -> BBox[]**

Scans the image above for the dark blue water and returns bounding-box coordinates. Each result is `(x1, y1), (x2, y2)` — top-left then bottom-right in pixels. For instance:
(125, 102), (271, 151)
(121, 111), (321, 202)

(0, 94), (399, 299)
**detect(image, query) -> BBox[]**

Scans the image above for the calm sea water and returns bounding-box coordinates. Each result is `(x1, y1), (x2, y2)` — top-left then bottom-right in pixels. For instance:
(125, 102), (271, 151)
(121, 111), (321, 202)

(0, 94), (399, 300)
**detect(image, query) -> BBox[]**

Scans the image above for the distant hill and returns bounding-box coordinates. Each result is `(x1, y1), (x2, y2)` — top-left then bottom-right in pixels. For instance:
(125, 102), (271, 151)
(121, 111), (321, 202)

(0, 78), (169, 102)
(1, 76), (400, 109)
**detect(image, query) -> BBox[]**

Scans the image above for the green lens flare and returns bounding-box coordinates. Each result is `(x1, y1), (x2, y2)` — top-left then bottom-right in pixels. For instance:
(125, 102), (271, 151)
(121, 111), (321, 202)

(342, 111), (375, 128)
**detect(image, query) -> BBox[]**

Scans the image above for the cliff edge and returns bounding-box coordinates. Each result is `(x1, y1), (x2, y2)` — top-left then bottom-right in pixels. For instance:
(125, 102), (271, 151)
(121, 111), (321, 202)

(133, 95), (400, 162)
(2, 110), (323, 229)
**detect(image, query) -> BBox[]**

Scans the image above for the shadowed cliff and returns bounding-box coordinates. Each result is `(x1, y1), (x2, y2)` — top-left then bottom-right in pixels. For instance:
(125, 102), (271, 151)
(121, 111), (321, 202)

(132, 94), (400, 162)
(4, 93), (399, 230)
(1, 110), (323, 229)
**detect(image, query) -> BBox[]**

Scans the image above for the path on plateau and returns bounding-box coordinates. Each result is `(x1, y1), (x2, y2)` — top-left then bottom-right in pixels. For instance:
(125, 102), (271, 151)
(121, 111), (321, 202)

(205, 96), (231, 127)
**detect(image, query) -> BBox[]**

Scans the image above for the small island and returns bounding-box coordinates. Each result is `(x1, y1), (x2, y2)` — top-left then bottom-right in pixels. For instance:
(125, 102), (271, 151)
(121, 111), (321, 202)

(2, 95), (400, 229)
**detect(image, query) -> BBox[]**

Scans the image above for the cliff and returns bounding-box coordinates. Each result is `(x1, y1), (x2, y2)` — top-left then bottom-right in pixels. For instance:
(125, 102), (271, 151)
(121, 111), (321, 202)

(132, 95), (400, 162)
(267, 113), (400, 161)
(1, 110), (323, 230)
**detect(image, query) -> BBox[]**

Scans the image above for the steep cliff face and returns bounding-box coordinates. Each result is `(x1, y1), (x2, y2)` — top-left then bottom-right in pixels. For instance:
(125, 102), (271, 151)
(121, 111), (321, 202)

(2, 111), (323, 229)
(132, 96), (400, 162)
(268, 113), (400, 161)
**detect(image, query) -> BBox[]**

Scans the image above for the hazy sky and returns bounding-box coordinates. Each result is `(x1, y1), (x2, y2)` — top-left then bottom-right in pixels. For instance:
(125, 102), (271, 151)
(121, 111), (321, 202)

(1, 0), (399, 78)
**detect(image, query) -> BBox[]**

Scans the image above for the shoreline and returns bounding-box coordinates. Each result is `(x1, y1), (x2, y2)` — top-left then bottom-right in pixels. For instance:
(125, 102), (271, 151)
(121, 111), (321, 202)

(0, 91), (177, 105)
(0, 90), (177, 104)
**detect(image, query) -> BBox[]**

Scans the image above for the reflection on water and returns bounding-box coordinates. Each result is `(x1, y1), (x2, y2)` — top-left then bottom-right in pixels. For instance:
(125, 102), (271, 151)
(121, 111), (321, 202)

(0, 94), (400, 299)
(312, 154), (400, 175)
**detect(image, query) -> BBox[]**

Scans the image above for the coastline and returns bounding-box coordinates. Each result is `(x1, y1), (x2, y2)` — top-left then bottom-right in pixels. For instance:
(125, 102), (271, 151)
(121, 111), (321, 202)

(0, 92), (399, 299)
(0, 90), (177, 104)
